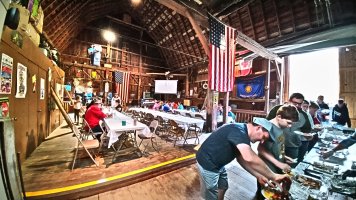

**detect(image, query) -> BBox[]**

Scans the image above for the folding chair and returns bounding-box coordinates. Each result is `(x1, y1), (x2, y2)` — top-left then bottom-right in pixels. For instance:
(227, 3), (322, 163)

(82, 119), (103, 140)
(71, 125), (99, 170)
(138, 120), (159, 154)
(168, 120), (185, 147)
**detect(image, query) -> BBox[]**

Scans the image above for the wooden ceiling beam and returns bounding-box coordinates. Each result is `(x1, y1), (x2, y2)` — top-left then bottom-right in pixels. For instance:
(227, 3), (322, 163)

(155, 0), (210, 56)
(155, 0), (209, 28)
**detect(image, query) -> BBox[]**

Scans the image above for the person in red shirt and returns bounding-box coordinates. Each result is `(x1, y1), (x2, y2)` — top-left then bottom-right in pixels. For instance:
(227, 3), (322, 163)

(84, 98), (107, 140)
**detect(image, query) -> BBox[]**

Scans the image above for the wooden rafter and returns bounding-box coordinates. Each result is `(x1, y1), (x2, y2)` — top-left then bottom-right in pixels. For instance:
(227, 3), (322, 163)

(272, 0), (281, 36)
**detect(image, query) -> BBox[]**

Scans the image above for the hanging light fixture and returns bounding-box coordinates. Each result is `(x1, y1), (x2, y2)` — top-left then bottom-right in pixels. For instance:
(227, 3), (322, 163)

(102, 30), (116, 43)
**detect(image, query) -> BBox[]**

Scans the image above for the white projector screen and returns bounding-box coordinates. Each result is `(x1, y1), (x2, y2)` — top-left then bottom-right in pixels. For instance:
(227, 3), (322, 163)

(155, 80), (178, 94)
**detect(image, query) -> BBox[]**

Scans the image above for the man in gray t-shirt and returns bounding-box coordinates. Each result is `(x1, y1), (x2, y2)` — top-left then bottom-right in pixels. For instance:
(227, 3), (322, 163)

(196, 118), (290, 200)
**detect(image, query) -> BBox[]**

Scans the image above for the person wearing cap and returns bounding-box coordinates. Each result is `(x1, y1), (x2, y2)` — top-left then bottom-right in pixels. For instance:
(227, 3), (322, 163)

(84, 98), (107, 141)
(332, 99), (351, 127)
(196, 118), (290, 200)
(255, 105), (299, 200)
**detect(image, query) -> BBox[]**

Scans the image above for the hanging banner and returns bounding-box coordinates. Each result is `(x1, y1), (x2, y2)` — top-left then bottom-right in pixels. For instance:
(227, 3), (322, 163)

(40, 78), (45, 100)
(236, 75), (265, 98)
(235, 59), (252, 77)
(15, 63), (27, 98)
(0, 53), (13, 94)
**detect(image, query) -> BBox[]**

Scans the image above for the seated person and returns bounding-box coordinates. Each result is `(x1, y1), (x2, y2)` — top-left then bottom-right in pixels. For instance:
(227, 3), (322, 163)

(162, 102), (171, 112)
(114, 99), (122, 112)
(84, 98), (107, 141)
(152, 100), (160, 110)
(177, 102), (184, 110)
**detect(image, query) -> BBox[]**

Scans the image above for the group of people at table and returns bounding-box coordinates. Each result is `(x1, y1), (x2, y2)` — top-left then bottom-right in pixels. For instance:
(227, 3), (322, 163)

(72, 92), (355, 199)
(195, 93), (356, 200)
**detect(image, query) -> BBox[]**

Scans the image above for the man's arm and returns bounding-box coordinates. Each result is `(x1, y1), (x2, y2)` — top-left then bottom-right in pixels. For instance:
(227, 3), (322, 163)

(236, 144), (288, 181)
(257, 143), (291, 173)
(323, 136), (356, 158)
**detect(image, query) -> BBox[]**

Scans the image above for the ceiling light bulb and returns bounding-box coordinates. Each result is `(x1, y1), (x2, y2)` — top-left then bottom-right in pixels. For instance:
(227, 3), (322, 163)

(103, 30), (116, 42)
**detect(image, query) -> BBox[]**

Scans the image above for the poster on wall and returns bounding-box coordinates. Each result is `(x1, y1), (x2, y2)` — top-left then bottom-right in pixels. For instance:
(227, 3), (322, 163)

(15, 63), (27, 98)
(40, 78), (45, 100)
(32, 74), (36, 92)
(0, 53), (13, 94)
(0, 97), (10, 118)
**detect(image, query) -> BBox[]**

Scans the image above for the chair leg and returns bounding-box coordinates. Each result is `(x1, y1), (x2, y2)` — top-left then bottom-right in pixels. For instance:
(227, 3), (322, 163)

(151, 138), (159, 152)
(138, 139), (143, 147)
(71, 143), (80, 171)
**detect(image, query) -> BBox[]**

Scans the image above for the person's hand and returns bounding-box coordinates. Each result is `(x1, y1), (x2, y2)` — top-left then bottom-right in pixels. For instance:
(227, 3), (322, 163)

(272, 174), (291, 183)
(257, 176), (269, 186)
(303, 133), (314, 140)
(322, 149), (334, 159)
(284, 156), (297, 164)
(279, 163), (291, 173)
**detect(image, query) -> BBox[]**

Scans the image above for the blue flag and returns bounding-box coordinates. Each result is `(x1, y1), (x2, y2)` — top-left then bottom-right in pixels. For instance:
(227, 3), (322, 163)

(236, 75), (265, 98)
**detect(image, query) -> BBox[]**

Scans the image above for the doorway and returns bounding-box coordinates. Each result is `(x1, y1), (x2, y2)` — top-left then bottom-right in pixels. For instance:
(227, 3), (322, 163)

(288, 48), (339, 106)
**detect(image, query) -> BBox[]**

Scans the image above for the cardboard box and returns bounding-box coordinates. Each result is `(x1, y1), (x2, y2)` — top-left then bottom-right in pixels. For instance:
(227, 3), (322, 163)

(9, 3), (30, 32)
(30, 6), (43, 33)
(26, 23), (40, 47)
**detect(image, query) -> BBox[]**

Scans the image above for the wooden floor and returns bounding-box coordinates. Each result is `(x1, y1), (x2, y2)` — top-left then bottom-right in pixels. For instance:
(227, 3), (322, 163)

(21, 120), (198, 200)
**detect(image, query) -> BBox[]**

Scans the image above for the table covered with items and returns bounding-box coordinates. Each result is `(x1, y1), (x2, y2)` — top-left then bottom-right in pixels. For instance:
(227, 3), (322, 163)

(261, 126), (356, 200)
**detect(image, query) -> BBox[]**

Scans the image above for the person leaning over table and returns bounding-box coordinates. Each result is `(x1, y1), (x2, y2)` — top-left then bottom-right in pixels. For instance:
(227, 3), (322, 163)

(255, 105), (299, 200)
(266, 93), (313, 167)
(84, 98), (107, 141)
(322, 131), (356, 159)
(196, 117), (291, 200)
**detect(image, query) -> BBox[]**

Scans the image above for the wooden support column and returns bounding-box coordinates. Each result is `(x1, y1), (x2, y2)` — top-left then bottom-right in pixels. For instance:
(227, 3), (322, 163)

(223, 92), (229, 124)
(138, 31), (143, 101)
(264, 60), (271, 113)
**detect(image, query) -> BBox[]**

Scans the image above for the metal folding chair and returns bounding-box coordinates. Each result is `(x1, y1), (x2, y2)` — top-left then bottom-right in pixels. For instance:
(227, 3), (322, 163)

(71, 125), (99, 170)
(138, 120), (159, 154)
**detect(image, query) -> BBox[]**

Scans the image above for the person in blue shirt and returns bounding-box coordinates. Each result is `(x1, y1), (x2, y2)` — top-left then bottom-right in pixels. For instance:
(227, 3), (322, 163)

(177, 102), (184, 110)
(227, 106), (236, 121)
(162, 102), (171, 112)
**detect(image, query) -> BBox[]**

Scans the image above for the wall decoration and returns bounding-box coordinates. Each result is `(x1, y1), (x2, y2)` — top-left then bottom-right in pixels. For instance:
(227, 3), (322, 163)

(0, 97), (10, 118)
(32, 74), (36, 92)
(15, 63), (27, 98)
(40, 78), (45, 100)
(236, 75), (265, 98)
(0, 53), (13, 94)
(11, 30), (23, 48)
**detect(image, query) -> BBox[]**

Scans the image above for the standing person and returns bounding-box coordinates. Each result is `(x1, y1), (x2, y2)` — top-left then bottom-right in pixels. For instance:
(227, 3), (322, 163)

(267, 93), (313, 166)
(196, 118), (290, 200)
(73, 95), (82, 125)
(307, 101), (321, 152)
(316, 95), (329, 122)
(255, 105), (299, 200)
(332, 99), (351, 127)
(84, 98), (107, 141)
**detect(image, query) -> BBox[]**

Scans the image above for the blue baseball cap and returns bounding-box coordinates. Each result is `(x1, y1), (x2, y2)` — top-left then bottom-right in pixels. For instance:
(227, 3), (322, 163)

(253, 117), (274, 142)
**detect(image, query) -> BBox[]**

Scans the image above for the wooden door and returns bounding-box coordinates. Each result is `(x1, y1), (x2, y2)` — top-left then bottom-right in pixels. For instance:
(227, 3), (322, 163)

(37, 67), (47, 141)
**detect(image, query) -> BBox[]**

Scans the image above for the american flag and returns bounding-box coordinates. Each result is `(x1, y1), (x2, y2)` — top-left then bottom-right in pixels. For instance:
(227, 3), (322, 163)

(208, 15), (236, 92)
(114, 71), (130, 105)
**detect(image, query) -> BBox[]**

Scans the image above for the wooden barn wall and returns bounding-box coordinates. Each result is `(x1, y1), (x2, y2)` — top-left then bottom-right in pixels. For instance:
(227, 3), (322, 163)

(339, 46), (356, 127)
(0, 27), (64, 162)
